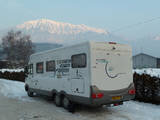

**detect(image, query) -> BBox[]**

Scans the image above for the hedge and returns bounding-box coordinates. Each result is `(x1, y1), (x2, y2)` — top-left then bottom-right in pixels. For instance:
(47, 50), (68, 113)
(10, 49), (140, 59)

(133, 73), (160, 103)
(0, 71), (26, 82)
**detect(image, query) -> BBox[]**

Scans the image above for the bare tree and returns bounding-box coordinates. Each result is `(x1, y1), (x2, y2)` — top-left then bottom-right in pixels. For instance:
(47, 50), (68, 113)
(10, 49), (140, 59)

(2, 30), (35, 67)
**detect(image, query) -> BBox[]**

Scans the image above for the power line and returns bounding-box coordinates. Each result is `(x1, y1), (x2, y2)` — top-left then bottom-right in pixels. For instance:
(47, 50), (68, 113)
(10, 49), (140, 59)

(111, 16), (160, 33)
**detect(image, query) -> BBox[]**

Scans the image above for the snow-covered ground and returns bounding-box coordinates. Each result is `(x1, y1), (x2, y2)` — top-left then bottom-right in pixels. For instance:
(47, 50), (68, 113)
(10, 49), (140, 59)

(0, 78), (160, 120)
(0, 69), (24, 73)
(134, 68), (160, 78)
(0, 79), (33, 101)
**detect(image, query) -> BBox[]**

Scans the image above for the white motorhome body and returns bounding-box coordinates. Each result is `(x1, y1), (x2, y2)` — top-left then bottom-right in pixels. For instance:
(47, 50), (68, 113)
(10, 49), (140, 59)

(25, 41), (135, 107)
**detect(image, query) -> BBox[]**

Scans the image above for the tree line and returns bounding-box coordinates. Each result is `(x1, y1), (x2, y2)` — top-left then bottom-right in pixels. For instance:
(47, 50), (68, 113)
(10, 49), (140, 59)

(0, 30), (35, 68)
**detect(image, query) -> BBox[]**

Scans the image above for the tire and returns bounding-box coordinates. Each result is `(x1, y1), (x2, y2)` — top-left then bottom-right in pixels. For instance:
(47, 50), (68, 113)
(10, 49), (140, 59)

(62, 96), (70, 109)
(25, 84), (29, 92)
(55, 94), (62, 107)
(27, 90), (34, 97)
(62, 96), (75, 112)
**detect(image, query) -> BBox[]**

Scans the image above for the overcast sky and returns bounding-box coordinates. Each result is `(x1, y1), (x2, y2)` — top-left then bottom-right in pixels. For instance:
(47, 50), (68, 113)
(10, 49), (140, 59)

(0, 0), (160, 40)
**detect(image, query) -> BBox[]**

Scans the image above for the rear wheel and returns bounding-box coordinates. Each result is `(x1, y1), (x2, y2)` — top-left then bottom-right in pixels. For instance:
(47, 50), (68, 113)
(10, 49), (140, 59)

(55, 94), (62, 107)
(62, 96), (75, 112)
(63, 96), (70, 109)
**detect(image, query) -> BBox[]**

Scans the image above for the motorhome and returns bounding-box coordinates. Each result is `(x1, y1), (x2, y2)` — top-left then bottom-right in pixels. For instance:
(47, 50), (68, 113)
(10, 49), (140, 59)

(25, 41), (135, 111)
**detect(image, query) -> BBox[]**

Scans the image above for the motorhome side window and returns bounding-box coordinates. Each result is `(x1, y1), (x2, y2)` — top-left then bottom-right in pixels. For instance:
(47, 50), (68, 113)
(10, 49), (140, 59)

(71, 53), (86, 68)
(36, 62), (44, 73)
(28, 64), (33, 74)
(46, 60), (55, 72)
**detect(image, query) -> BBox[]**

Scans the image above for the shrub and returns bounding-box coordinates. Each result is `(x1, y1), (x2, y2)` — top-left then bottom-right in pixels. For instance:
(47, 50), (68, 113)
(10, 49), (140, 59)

(133, 73), (160, 103)
(0, 71), (26, 82)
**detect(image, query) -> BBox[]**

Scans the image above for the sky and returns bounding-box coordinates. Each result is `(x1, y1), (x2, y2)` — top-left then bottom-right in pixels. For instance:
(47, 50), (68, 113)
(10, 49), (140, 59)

(0, 0), (160, 40)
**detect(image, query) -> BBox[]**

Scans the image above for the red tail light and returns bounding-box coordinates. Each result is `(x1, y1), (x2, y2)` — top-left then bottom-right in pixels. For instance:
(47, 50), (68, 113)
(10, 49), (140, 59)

(97, 93), (104, 98)
(91, 93), (104, 99)
(114, 103), (119, 106)
(109, 42), (116, 44)
(128, 89), (136, 95)
(91, 93), (97, 99)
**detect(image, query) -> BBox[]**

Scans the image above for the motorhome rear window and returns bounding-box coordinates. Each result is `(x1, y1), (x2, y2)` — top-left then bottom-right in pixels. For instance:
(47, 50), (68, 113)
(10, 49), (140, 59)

(36, 62), (43, 73)
(46, 60), (55, 72)
(71, 53), (86, 68)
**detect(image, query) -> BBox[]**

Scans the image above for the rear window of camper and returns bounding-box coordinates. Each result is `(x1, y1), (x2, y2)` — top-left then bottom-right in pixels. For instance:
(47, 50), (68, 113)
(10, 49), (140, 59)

(36, 62), (44, 73)
(71, 53), (86, 68)
(46, 60), (55, 72)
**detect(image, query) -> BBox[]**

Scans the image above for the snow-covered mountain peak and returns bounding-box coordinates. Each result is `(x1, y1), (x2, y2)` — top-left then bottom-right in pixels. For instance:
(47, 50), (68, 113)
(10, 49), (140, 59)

(16, 19), (108, 35)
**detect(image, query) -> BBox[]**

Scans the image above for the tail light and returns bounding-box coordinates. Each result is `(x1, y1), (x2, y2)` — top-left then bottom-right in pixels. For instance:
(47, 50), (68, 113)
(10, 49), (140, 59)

(128, 89), (136, 95)
(91, 93), (104, 99)
(114, 103), (119, 106)
(109, 42), (116, 44)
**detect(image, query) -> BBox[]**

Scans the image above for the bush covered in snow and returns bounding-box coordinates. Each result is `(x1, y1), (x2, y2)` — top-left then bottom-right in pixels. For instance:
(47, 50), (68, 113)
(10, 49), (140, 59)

(133, 72), (160, 103)
(0, 69), (26, 82)
(133, 68), (160, 78)
(0, 69), (24, 73)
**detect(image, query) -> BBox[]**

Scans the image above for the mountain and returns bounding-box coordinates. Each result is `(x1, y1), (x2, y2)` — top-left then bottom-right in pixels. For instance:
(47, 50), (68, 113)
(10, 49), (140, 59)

(0, 19), (160, 57)
(17, 19), (107, 35)
(16, 19), (109, 44)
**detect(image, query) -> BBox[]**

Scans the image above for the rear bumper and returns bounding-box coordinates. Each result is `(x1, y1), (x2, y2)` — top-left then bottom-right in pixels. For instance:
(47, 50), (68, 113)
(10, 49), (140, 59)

(68, 83), (135, 107)
(89, 83), (135, 107)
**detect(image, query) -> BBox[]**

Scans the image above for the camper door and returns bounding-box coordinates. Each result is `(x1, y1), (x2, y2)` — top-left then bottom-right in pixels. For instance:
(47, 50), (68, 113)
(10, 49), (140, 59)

(27, 64), (36, 88)
(70, 53), (87, 94)
(56, 59), (71, 92)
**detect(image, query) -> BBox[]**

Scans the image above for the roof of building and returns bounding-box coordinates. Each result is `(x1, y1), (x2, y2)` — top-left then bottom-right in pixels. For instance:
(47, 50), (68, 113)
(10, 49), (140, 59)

(133, 53), (159, 59)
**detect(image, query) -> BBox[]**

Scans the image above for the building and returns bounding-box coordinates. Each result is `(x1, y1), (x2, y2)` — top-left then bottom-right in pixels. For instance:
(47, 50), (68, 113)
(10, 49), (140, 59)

(133, 53), (160, 69)
(157, 58), (160, 68)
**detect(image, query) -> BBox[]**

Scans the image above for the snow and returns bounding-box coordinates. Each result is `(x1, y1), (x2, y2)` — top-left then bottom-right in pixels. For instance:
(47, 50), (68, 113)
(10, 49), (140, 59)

(0, 69), (24, 73)
(107, 101), (160, 120)
(16, 19), (108, 35)
(133, 68), (160, 78)
(0, 79), (33, 101)
(0, 78), (160, 120)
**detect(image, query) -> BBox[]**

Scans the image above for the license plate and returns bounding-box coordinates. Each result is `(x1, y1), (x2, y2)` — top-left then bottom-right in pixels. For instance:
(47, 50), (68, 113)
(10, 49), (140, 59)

(112, 96), (121, 100)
